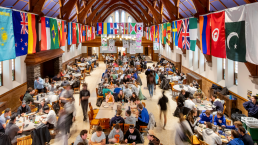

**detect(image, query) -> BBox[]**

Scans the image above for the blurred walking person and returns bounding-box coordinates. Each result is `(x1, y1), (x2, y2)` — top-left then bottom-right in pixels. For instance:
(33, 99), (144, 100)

(158, 91), (168, 129)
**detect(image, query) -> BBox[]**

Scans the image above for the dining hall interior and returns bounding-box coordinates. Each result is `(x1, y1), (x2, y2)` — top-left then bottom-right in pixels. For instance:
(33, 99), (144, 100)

(1, 0), (258, 145)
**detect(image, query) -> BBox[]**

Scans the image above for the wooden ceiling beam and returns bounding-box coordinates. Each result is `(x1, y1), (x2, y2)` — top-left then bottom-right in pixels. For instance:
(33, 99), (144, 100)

(130, 0), (153, 25)
(141, 0), (161, 23)
(58, 0), (64, 19)
(86, 0), (108, 25)
(62, 0), (78, 20)
(243, 0), (257, 3)
(78, 0), (98, 23)
(192, 0), (210, 16)
(160, 0), (180, 20)
(29, 0), (47, 15)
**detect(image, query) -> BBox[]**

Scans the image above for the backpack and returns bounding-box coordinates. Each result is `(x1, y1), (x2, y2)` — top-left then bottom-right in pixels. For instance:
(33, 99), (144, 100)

(96, 98), (103, 107)
(220, 87), (229, 95)
(97, 83), (104, 96)
(160, 78), (169, 90)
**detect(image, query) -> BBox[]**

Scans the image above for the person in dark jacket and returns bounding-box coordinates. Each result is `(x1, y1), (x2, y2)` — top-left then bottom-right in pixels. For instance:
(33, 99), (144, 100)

(238, 126), (254, 145)
(147, 130), (160, 145)
(243, 95), (258, 119)
(17, 101), (31, 116)
(110, 110), (124, 126)
(178, 90), (186, 107)
(36, 100), (47, 113)
(124, 125), (143, 144)
(175, 69), (180, 76)
(79, 83), (90, 121)
(23, 87), (35, 104)
(227, 130), (244, 145)
(147, 72), (155, 98)
(158, 91), (168, 129)
(211, 94), (224, 112)
(193, 80), (199, 89)
(159, 71), (166, 81)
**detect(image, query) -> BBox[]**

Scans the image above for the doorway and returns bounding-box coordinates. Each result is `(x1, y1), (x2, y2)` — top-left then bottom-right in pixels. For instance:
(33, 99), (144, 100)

(88, 47), (92, 56)
(144, 47), (148, 56)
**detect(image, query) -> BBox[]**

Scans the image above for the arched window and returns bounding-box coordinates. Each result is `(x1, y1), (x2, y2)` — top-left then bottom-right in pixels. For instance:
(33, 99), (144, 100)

(109, 16), (113, 23)
(115, 11), (119, 23)
(121, 11), (125, 22)
(128, 16), (132, 23)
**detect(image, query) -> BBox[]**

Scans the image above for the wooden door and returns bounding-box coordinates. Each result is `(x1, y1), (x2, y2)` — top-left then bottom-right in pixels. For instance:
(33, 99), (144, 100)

(88, 47), (92, 56)
(145, 47), (148, 55)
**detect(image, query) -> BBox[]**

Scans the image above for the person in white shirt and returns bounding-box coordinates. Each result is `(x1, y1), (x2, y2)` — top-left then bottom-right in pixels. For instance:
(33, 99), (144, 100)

(188, 83), (197, 94)
(184, 96), (196, 110)
(90, 126), (106, 144)
(40, 106), (57, 129)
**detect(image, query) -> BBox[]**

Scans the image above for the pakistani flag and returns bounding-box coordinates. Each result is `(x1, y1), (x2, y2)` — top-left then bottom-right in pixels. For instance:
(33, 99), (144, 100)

(130, 23), (137, 35)
(76, 23), (79, 43)
(189, 18), (197, 51)
(49, 18), (59, 49)
(225, 5), (246, 62)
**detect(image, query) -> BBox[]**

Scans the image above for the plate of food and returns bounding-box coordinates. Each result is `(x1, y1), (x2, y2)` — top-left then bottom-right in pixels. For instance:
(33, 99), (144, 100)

(221, 139), (228, 143)
(220, 135), (226, 139)
(34, 121), (39, 124)
(103, 105), (109, 108)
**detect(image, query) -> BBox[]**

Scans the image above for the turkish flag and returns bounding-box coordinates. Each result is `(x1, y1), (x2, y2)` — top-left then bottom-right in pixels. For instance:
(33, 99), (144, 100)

(72, 23), (77, 44)
(211, 11), (226, 58)
(177, 20), (183, 48)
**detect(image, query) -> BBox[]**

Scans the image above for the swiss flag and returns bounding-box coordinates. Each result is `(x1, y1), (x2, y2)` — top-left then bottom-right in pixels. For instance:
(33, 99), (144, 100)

(72, 23), (77, 44)
(211, 11), (226, 58)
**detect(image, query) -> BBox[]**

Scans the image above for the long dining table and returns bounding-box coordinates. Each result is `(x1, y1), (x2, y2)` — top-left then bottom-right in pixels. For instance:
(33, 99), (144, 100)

(15, 114), (48, 131)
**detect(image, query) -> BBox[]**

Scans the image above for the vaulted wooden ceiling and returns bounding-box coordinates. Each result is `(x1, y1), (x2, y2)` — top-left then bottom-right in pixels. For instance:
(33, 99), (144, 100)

(1, 0), (257, 27)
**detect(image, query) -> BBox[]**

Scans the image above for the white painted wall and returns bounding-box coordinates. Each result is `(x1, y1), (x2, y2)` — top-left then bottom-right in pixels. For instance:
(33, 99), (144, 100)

(104, 10), (136, 23)
(159, 42), (257, 99)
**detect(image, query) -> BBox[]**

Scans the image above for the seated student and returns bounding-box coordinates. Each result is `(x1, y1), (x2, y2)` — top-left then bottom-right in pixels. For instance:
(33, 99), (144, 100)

(193, 89), (205, 100)
(0, 108), (11, 133)
(74, 130), (88, 145)
(211, 94), (224, 112)
(129, 92), (138, 103)
(227, 130), (244, 145)
(109, 76), (116, 85)
(17, 101), (31, 116)
(199, 110), (213, 124)
(202, 122), (222, 145)
(61, 77), (70, 87)
(123, 84), (132, 101)
(52, 74), (62, 82)
(220, 121), (248, 137)
(124, 125), (143, 144)
(102, 86), (113, 98)
(184, 96), (196, 111)
(111, 67), (117, 74)
(243, 95), (258, 119)
(193, 80), (199, 89)
(5, 114), (24, 144)
(122, 75), (130, 84)
(110, 110), (124, 126)
(188, 83), (197, 94)
(213, 111), (226, 126)
(111, 72), (118, 80)
(114, 83), (121, 95)
(136, 103), (149, 129)
(147, 130), (160, 145)
(36, 100), (47, 113)
(48, 82), (57, 93)
(106, 91), (115, 103)
(175, 69), (180, 76)
(68, 73), (75, 81)
(39, 106), (57, 129)
(159, 71), (166, 81)
(23, 87), (35, 104)
(75, 67), (81, 73)
(186, 110), (200, 133)
(108, 124), (124, 144)
(90, 126), (106, 144)
(103, 71), (110, 79)
(117, 67), (123, 74)
(124, 110), (137, 127)
(238, 126), (254, 145)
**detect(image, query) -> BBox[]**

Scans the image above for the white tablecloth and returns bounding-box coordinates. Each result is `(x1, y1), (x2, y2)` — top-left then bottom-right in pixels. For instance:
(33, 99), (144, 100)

(16, 114), (48, 131)
(34, 94), (58, 104)
(173, 85), (189, 91)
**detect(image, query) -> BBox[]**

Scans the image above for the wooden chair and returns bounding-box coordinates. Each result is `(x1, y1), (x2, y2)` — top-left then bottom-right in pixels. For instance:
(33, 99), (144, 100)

(17, 135), (32, 145)
(226, 119), (231, 126)
(142, 102), (146, 108)
(99, 118), (110, 130)
(175, 96), (179, 105)
(28, 104), (36, 110)
(34, 89), (38, 95)
(89, 102), (99, 114)
(139, 125), (148, 133)
(199, 139), (209, 145)
(85, 67), (91, 75)
(49, 117), (59, 138)
(183, 79), (187, 84)
(170, 82), (178, 96)
(47, 104), (53, 110)
(96, 88), (103, 99)
(91, 63), (94, 71)
(73, 81), (81, 94)
(168, 71), (173, 75)
(80, 73), (86, 84)
(112, 123), (124, 132)
(124, 124), (133, 134)
(223, 103), (226, 115)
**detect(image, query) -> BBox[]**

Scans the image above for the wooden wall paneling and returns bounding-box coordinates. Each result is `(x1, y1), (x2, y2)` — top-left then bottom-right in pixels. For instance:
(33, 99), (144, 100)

(61, 54), (83, 70)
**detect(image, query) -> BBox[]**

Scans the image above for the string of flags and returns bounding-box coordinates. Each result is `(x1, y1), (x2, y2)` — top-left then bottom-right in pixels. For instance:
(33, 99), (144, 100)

(147, 3), (258, 65)
(0, 8), (96, 62)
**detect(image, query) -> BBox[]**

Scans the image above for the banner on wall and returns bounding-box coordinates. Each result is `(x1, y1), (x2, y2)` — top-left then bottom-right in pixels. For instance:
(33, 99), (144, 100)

(154, 42), (159, 50)
(109, 39), (115, 51)
(123, 40), (129, 49)
(101, 34), (107, 46)
(136, 33), (142, 49)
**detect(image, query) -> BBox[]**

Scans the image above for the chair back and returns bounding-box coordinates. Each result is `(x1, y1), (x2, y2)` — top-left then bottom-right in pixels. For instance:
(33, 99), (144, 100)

(124, 124), (133, 134)
(175, 96), (179, 104)
(168, 71), (173, 75)
(17, 135), (32, 145)
(99, 118), (110, 130)
(20, 95), (24, 102)
(223, 103), (226, 114)
(142, 102), (146, 108)
(88, 111), (93, 121)
(183, 79), (187, 84)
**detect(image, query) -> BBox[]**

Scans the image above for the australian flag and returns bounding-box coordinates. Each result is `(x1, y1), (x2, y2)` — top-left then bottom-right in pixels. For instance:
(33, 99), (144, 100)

(12, 11), (28, 57)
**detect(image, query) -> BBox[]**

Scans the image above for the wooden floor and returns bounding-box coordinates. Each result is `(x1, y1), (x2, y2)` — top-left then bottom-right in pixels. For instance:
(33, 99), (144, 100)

(50, 61), (179, 145)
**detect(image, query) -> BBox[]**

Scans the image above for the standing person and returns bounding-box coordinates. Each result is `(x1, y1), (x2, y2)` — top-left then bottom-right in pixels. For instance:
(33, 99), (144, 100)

(5, 115), (24, 144)
(243, 95), (258, 119)
(147, 72), (155, 99)
(0, 108), (11, 133)
(158, 91), (168, 129)
(34, 76), (44, 93)
(74, 130), (89, 145)
(79, 84), (90, 121)
(174, 114), (193, 145)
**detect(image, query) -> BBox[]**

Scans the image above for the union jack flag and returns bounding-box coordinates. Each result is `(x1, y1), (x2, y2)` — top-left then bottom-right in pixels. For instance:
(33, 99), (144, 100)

(182, 19), (190, 50)
(20, 12), (28, 34)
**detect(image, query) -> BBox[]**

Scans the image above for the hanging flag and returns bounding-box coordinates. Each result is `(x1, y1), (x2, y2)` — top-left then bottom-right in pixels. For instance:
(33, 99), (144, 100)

(49, 18), (59, 50)
(27, 13), (37, 54)
(72, 23), (76, 44)
(225, 6), (246, 62)
(162, 23), (167, 45)
(150, 26), (153, 41)
(80, 24), (83, 43)
(172, 21), (178, 46)
(110, 23), (114, 34)
(12, 11), (29, 56)
(124, 23), (129, 34)
(40, 17), (50, 51)
(189, 18), (197, 51)
(155, 25), (159, 43)
(177, 20), (183, 48)
(57, 20), (61, 46)
(97, 23), (103, 34)
(68, 22), (72, 45)
(61, 21), (66, 46)
(159, 24), (162, 43)
(149, 27), (151, 40)
(136, 23), (143, 36)
(88, 26), (91, 40)
(76, 23), (79, 43)
(199, 15), (211, 55)
(86, 25), (88, 41)
(130, 23), (137, 35)
(245, 3), (258, 64)
(107, 23), (111, 34)
(82, 25), (85, 42)
(146, 27), (148, 39)
(92, 26), (95, 40)
(0, 8), (16, 61)
(114, 23), (118, 34)
(103, 22), (107, 34)
(119, 23), (124, 35)
(181, 19), (190, 50)
(167, 22), (171, 45)
(211, 11), (226, 58)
